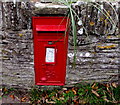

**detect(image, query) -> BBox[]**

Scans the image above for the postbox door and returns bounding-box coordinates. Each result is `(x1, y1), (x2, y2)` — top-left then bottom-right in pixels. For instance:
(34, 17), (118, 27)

(35, 39), (67, 85)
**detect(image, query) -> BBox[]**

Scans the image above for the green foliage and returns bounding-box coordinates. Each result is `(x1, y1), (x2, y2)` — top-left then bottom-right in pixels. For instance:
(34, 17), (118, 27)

(113, 85), (120, 101)
(29, 86), (43, 103)
(2, 87), (15, 95)
(29, 82), (120, 104)
(63, 90), (75, 99)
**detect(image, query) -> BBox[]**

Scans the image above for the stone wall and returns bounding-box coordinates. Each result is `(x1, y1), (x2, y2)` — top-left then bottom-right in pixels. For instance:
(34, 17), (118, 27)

(67, 1), (120, 84)
(1, 30), (34, 89)
(0, 1), (120, 89)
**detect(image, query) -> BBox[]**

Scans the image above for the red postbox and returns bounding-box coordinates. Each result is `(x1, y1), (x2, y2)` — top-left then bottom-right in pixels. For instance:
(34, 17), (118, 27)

(32, 16), (70, 85)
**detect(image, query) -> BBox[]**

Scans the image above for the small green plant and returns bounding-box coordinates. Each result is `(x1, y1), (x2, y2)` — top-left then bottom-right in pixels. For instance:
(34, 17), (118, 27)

(53, 0), (119, 66)
(53, 0), (78, 66)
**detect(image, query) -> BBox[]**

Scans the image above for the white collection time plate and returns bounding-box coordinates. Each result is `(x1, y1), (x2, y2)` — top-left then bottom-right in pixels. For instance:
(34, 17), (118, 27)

(45, 48), (55, 63)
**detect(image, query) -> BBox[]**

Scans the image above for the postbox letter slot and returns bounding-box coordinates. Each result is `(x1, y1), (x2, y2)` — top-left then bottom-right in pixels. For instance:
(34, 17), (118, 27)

(36, 25), (66, 32)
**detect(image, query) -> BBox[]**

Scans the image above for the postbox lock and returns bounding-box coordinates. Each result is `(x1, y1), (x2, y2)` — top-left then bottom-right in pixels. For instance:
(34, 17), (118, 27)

(48, 41), (53, 45)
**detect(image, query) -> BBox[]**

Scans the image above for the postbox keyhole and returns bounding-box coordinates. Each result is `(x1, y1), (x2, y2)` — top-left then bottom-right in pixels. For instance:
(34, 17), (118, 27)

(48, 41), (53, 45)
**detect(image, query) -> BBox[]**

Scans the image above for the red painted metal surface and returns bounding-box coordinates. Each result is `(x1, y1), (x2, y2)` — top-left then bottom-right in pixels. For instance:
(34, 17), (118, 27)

(32, 16), (70, 86)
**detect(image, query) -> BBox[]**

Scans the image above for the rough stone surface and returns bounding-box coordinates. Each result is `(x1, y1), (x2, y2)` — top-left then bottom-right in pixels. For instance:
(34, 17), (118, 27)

(1, 30), (34, 89)
(1, 1), (120, 89)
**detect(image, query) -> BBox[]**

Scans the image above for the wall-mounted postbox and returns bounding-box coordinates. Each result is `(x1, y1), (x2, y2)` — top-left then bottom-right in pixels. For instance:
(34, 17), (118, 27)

(32, 16), (70, 85)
